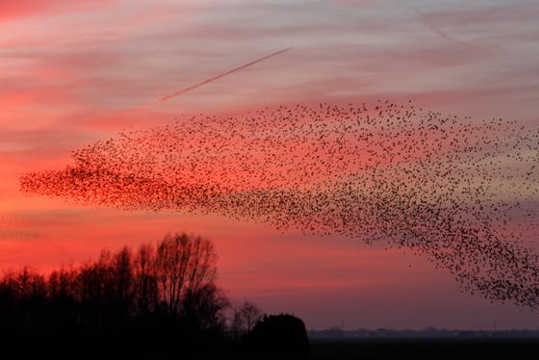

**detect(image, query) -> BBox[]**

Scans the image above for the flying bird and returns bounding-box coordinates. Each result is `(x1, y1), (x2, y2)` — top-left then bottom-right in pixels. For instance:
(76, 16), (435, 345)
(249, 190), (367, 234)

(20, 101), (539, 309)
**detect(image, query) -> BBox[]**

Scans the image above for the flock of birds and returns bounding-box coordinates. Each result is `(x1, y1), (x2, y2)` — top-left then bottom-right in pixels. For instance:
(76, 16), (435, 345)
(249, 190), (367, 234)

(20, 100), (539, 308)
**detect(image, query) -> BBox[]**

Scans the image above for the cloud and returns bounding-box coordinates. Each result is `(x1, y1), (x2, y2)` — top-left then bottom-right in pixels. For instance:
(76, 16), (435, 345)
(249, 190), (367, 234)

(0, 0), (115, 22)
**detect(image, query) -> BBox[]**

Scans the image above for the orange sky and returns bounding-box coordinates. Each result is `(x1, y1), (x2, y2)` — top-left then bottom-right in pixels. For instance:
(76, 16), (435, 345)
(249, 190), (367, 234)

(1, 0), (539, 329)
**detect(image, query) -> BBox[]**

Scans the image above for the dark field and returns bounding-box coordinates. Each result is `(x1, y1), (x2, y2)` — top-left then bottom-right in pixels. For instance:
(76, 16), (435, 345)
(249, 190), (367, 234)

(3, 336), (538, 360)
(309, 338), (539, 359)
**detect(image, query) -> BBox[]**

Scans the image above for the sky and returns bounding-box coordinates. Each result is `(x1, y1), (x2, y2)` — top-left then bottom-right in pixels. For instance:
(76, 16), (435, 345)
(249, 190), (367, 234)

(1, 0), (539, 329)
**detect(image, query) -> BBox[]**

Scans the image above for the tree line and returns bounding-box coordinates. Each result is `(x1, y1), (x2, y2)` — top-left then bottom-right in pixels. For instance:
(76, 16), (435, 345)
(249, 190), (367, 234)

(1, 233), (227, 338)
(0, 232), (308, 358)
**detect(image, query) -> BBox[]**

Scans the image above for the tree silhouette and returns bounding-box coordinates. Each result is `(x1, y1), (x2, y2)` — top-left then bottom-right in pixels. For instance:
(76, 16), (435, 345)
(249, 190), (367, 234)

(154, 233), (218, 317)
(0, 232), (227, 342)
(248, 313), (310, 357)
(0, 232), (312, 359)
(232, 301), (262, 339)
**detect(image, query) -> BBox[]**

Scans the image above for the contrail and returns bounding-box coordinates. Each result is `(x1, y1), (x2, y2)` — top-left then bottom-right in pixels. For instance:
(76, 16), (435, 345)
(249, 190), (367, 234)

(407, 5), (476, 49)
(159, 48), (292, 102)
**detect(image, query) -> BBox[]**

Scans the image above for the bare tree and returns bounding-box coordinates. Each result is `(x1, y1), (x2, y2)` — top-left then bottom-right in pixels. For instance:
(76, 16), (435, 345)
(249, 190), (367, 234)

(183, 282), (230, 330)
(0, 231), (229, 339)
(232, 301), (262, 337)
(113, 247), (133, 297)
(154, 233), (218, 316)
(133, 243), (158, 313)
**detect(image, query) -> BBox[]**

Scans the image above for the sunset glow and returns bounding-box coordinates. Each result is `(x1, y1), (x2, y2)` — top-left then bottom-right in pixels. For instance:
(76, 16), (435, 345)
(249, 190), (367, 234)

(2, 0), (539, 330)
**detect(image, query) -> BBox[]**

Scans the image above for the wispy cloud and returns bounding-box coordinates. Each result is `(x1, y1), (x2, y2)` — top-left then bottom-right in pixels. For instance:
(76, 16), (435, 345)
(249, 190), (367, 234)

(0, 0), (115, 22)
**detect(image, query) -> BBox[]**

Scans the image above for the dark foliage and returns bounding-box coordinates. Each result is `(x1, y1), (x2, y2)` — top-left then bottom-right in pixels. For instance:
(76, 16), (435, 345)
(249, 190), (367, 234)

(248, 314), (310, 357)
(0, 233), (313, 359)
(0, 233), (229, 357)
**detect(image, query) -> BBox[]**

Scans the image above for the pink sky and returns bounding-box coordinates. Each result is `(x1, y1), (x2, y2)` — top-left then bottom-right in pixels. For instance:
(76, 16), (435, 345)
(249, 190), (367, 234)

(1, 0), (539, 329)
